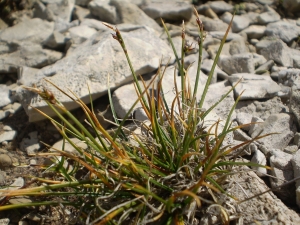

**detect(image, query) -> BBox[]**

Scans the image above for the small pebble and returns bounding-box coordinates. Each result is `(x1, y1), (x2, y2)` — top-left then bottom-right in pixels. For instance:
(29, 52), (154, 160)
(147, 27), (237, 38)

(0, 154), (13, 168)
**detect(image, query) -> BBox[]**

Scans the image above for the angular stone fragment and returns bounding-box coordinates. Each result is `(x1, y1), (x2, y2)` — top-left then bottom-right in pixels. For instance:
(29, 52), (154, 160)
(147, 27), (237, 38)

(229, 73), (281, 100)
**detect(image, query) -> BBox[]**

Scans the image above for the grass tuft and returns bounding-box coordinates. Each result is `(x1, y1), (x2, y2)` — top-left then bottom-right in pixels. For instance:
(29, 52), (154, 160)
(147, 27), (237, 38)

(0, 7), (272, 224)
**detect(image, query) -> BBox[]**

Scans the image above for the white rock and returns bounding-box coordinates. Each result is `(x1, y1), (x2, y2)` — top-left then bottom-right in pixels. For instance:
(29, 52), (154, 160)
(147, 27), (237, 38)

(0, 85), (12, 108)
(220, 12), (251, 33)
(208, 1), (233, 14)
(51, 137), (88, 155)
(69, 25), (97, 44)
(0, 18), (54, 45)
(265, 21), (300, 43)
(229, 73), (281, 100)
(270, 149), (295, 202)
(257, 6), (281, 25)
(143, 1), (193, 22)
(235, 112), (254, 131)
(257, 38), (294, 67)
(202, 18), (230, 32)
(205, 80), (235, 120)
(111, 0), (161, 31)
(250, 113), (295, 151)
(290, 88), (300, 127)
(218, 53), (255, 74)
(17, 26), (174, 122)
(88, 0), (118, 24)
(228, 168), (300, 224)
(80, 18), (108, 31)
(241, 25), (266, 39)
(0, 130), (17, 143)
(251, 149), (267, 176)
(0, 110), (10, 120)
(20, 131), (40, 155)
(292, 149), (300, 208)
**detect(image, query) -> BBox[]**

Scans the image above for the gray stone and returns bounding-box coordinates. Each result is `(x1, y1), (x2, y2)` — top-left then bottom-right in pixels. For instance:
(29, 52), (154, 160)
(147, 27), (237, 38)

(278, 68), (300, 89)
(294, 133), (300, 147)
(0, 85), (12, 108)
(202, 18), (230, 32)
(284, 145), (298, 154)
(0, 43), (63, 69)
(0, 154), (13, 169)
(80, 18), (108, 31)
(207, 1), (233, 14)
(257, 6), (281, 25)
(51, 137), (88, 155)
(0, 218), (9, 225)
(290, 88), (300, 127)
(54, 18), (79, 33)
(225, 168), (300, 224)
(248, 116), (265, 137)
(43, 31), (68, 50)
(112, 81), (143, 119)
(257, 39), (293, 67)
(0, 130), (17, 143)
(218, 53), (255, 74)
(292, 149), (300, 209)
(45, 0), (75, 23)
(33, 0), (54, 21)
(73, 5), (91, 21)
(201, 58), (228, 80)
(143, 1), (192, 22)
(204, 80), (235, 120)
(229, 73), (281, 100)
(291, 48), (300, 69)
(20, 131), (40, 155)
(255, 60), (274, 74)
(250, 113), (295, 151)
(17, 27), (174, 122)
(0, 18), (54, 45)
(220, 12), (251, 33)
(241, 25), (266, 39)
(251, 149), (267, 176)
(236, 97), (289, 121)
(269, 149), (295, 202)
(111, 0), (161, 31)
(69, 25), (97, 44)
(208, 31), (243, 42)
(17, 66), (40, 86)
(265, 21), (300, 44)
(0, 110), (11, 120)
(88, 0), (118, 24)
(236, 112), (254, 132)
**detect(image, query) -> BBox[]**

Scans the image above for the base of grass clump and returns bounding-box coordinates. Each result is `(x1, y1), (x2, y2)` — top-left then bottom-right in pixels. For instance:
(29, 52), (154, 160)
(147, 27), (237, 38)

(0, 7), (272, 225)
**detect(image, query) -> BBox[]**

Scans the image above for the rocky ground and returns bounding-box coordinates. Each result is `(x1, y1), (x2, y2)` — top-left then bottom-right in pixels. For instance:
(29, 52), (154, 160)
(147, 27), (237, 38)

(0, 0), (300, 224)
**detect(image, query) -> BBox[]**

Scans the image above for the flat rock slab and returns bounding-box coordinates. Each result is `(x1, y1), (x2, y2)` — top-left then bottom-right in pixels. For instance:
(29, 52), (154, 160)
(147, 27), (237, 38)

(0, 18), (54, 45)
(17, 26), (174, 122)
(228, 73), (281, 100)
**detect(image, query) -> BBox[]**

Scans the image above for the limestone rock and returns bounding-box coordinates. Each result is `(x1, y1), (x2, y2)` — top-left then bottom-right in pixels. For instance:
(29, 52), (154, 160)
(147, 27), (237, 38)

(0, 18), (54, 45)
(16, 27), (174, 122)
(228, 73), (281, 100)
(218, 53), (255, 74)
(257, 39), (294, 67)
(143, 1), (193, 22)
(265, 21), (300, 44)
(250, 113), (295, 151)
